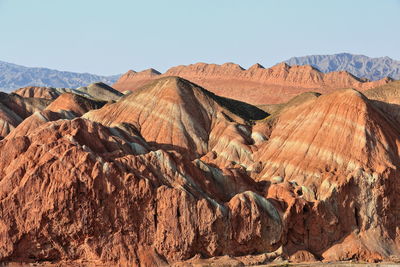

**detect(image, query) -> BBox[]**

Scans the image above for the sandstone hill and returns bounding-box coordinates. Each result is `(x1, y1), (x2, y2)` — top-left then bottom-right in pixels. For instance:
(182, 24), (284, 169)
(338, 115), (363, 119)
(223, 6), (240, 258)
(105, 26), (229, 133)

(0, 92), (50, 139)
(1, 77), (400, 265)
(1, 82), (120, 140)
(84, 76), (267, 164)
(13, 82), (123, 102)
(112, 62), (392, 105)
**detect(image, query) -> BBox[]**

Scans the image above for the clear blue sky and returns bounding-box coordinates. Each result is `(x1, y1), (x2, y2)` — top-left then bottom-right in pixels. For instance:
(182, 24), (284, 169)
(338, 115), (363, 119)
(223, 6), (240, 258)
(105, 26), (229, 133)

(0, 0), (399, 75)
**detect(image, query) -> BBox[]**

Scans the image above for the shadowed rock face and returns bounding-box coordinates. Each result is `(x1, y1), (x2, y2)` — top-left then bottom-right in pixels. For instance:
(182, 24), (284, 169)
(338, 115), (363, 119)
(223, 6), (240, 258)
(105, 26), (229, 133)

(112, 62), (392, 105)
(2, 76), (400, 266)
(0, 92), (50, 138)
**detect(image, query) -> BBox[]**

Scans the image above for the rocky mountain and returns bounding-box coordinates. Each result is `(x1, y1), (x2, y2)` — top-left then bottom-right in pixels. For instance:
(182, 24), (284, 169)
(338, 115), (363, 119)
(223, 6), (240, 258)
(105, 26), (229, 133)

(2, 76), (400, 265)
(0, 60), (120, 92)
(284, 53), (400, 81)
(113, 62), (392, 105)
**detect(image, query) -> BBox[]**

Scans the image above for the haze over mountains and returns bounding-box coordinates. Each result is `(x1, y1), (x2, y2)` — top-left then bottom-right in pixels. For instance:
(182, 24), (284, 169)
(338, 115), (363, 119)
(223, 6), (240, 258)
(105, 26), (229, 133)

(285, 53), (400, 81)
(0, 60), (119, 92)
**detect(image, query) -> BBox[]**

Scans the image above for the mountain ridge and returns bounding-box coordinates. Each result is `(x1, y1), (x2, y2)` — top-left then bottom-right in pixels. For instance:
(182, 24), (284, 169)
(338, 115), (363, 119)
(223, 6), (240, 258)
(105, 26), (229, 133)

(113, 62), (392, 105)
(0, 60), (120, 92)
(284, 53), (400, 80)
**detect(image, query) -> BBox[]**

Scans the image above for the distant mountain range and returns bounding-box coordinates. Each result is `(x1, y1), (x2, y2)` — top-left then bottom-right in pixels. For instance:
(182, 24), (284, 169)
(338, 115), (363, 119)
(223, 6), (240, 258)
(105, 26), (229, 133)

(0, 60), (120, 92)
(284, 53), (400, 81)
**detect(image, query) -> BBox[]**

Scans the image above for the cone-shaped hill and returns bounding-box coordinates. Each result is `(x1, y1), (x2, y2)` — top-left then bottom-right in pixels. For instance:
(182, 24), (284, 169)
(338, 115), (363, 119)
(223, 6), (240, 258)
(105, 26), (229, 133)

(255, 89), (400, 184)
(84, 76), (268, 159)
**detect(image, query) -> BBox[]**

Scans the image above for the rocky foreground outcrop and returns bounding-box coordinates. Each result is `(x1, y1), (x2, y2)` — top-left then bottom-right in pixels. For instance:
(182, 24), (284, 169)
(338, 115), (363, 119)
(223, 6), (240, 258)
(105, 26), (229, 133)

(1, 77), (400, 265)
(113, 62), (392, 105)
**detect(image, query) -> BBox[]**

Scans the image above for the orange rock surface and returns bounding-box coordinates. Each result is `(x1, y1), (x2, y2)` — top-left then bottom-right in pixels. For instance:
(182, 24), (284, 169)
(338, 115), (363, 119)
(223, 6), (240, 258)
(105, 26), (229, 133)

(13, 86), (61, 100)
(113, 62), (392, 104)
(1, 76), (400, 266)
(7, 93), (106, 139)
(84, 76), (267, 162)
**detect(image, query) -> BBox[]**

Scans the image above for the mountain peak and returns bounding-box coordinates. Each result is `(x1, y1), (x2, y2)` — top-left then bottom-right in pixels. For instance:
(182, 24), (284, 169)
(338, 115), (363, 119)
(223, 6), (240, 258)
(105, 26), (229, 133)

(248, 63), (265, 71)
(221, 62), (245, 70)
(126, 69), (137, 75)
(142, 68), (161, 75)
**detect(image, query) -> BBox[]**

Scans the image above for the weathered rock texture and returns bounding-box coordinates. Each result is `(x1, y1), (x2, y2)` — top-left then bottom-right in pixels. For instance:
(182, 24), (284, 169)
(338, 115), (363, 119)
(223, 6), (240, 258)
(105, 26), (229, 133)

(113, 62), (392, 104)
(1, 76), (400, 266)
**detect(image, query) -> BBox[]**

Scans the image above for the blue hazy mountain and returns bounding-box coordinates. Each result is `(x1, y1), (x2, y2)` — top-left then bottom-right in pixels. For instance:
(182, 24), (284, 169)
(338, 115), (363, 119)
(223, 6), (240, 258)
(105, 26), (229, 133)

(284, 53), (400, 81)
(0, 60), (120, 92)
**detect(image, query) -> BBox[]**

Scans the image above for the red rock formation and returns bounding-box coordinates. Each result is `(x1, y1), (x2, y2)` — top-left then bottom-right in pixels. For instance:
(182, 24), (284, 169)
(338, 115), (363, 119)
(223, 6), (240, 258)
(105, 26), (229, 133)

(13, 83), (122, 102)
(113, 69), (161, 93)
(251, 89), (400, 261)
(0, 118), (281, 265)
(13, 86), (61, 100)
(7, 93), (106, 139)
(85, 76), (267, 163)
(113, 62), (392, 104)
(0, 92), (50, 138)
(46, 93), (105, 116)
(2, 76), (400, 265)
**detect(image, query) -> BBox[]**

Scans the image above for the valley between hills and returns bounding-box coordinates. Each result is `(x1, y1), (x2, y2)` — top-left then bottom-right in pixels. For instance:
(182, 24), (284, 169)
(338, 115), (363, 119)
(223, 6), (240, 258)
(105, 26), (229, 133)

(1, 61), (400, 266)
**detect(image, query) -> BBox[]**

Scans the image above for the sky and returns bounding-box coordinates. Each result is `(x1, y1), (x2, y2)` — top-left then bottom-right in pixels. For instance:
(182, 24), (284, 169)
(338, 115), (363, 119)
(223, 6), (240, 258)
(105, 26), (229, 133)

(0, 0), (399, 75)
